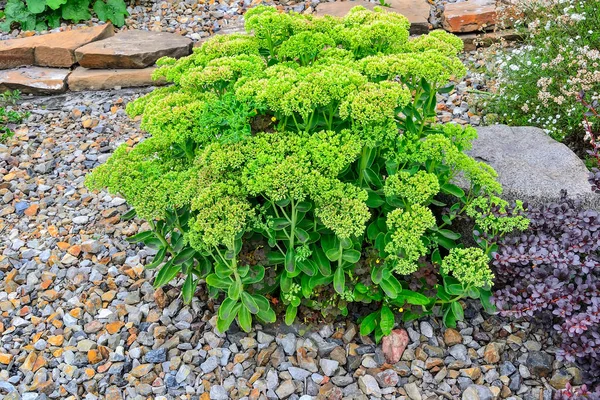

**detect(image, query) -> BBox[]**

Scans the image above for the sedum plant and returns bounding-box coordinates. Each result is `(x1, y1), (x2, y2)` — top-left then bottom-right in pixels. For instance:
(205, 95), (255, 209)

(87, 6), (527, 338)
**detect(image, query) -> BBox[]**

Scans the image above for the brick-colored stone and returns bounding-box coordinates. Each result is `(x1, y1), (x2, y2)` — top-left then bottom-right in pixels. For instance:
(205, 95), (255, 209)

(315, 0), (431, 34)
(67, 66), (166, 91)
(75, 31), (192, 69)
(442, 0), (497, 33)
(35, 24), (114, 67)
(381, 329), (410, 364)
(0, 67), (69, 94)
(0, 24), (113, 70)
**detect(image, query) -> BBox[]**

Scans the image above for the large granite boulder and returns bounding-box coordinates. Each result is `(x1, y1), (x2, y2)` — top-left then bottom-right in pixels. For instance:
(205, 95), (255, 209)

(470, 125), (600, 209)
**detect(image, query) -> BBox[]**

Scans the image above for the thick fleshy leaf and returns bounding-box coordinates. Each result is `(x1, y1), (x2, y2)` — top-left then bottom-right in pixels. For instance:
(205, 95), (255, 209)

(379, 306), (395, 335)
(285, 304), (297, 326)
(173, 247), (196, 265)
(241, 291), (259, 314)
(228, 278), (242, 301)
(360, 311), (378, 336)
(333, 265), (345, 294)
(237, 305), (252, 332)
(342, 249), (361, 263)
(153, 261), (181, 288)
(206, 274), (232, 289)
(182, 274), (197, 304)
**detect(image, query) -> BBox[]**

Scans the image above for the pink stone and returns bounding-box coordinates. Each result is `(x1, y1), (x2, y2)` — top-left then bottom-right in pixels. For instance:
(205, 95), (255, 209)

(381, 329), (410, 364)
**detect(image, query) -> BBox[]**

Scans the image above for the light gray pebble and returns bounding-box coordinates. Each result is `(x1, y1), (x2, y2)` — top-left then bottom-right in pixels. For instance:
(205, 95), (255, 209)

(288, 366), (311, 381)
(210, 385), (229, 400)
(201, 356), (219, 374)
(420, 321), (434, 338)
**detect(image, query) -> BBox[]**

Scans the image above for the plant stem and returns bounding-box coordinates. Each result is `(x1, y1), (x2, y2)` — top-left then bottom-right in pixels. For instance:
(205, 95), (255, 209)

(357, 146), (371, 187)
(149, 220), (174, 253)
(289, 199), (297, 251)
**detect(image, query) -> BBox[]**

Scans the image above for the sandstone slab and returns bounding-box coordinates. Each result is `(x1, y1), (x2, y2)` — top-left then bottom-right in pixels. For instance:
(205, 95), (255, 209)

(469, 125), (600, 209)
(35, 24), (114, 67)
(0, 24), (114, 70)
(0, 67), (69, 94)
(315, 0), (431, 34)
(0, 40), (34, 70)
(67, 66), (166, 91)
(75, 31), (193, 69)
(442, 0), (497, 33)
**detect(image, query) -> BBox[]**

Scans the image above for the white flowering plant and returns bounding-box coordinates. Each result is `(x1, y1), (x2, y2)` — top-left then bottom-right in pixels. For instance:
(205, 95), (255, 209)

(478, 0), (600, 155)
(87, 6), (528, 338)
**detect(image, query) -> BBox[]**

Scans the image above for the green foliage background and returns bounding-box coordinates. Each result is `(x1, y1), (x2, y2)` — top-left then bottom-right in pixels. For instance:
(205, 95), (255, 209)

(1, 0), (128, 31)
(87, 6), (528, 338)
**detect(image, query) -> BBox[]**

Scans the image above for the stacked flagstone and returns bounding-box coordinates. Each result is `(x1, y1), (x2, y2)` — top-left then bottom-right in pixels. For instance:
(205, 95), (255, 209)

(0, 24), (192, 94)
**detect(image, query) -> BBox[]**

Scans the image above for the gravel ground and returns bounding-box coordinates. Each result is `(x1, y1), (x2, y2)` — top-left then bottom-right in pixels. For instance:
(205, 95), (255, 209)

(0, 53), (581, 400)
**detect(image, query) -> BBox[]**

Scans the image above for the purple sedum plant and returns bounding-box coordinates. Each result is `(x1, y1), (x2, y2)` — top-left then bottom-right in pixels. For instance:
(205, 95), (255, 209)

(492, 193), (600, 389)
(554, 383), (600, 400)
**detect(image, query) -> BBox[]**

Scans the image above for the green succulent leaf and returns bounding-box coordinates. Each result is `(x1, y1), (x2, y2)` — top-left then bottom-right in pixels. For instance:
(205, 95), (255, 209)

(397, 290), (432, 306)
(182, 274), (197, 303)
(379, 305), (395, 336)
(237, 305), (252, 332)
(153, 261), (181, 288)
(451, 301), (464, 322)
(173, 247), (196, 265)
(441, 183), (465, 199)
(228, 278), (242, 300)
(241, 291), (259, 314)
(145, 247), (166, 269)
(217, 302), (241, 333)
(206, 274), (232, 289)
(359, 311), (378, 336)
(285, 304), (297, 326)
(126, 230), (154, 243)
(333, 265), (345, 294)
(342, 249), (361, 263)
(325, 247), (341, 262)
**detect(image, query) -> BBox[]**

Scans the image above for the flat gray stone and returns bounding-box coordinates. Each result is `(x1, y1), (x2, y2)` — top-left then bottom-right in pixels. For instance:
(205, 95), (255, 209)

(75, 30), (192, 69)
(470, 125), (600, 209)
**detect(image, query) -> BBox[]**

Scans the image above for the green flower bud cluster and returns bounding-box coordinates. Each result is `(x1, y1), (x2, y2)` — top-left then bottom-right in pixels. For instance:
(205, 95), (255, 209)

(385, 205), (436, 275)
(85, 139), (197, 220)
(384, 171), (440, 205)
(282, 283), (302, 303)
(466, 196), (530, 235)
(277, 31), (336, 65)
(441, 248), (494, 288)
